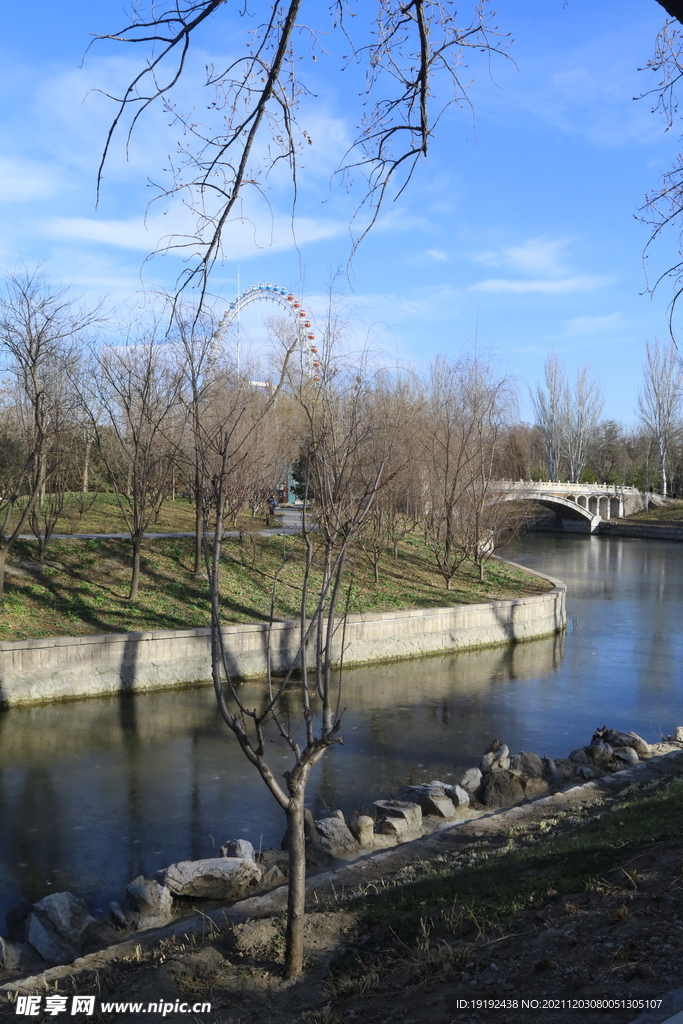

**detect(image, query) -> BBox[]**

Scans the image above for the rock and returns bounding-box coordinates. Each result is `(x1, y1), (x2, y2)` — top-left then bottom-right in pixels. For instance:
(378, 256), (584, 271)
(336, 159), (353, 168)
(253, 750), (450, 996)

(331, 809), (345, 821)
(574, 765), (604, 780)
(370, 833), (400, 848)
(569, 748), (591, 765)
(0, 937), (22, 971)
(374, 799), (422, 832)
(588, 741), (613, 769)
(397, 784), (456, 819)
(5, 899), (32, 943)
(314, 817), (359, 856)
(509, 751), (544, 779)
(80, 919), (121, 951)
(109, 902), (127, 928)
(626, 731), (651, 757)
(481, 742), (510, 773)
(612, 745), (639, 765)
(673, 726), (683, 742)
(480, 769), (525, 808)
(157, 858), (263, 900)
(596, 727), (650, 758)
(443, 784), (470, 808)
(220, 840), (255, 861)
(552, 758), (575, 781)
(281, 809), (332, 866)
(542, 757), (562, 786)
(349, 815), (375, 846)
(379, 816), (411, 838)
(33, 892), (94, 946)
(458, 768), (483, 798)
(123, 876), (174, 930)
(281, 809), (333, 864)
(261, 865), (286, 887)
(0, 937), (43, 974)
(523, 777), (550, 798)
(26, 913), (76, 966)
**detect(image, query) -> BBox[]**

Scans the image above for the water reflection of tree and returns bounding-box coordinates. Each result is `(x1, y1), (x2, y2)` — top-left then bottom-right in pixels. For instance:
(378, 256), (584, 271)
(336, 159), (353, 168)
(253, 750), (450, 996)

(7, 766), (63, 903)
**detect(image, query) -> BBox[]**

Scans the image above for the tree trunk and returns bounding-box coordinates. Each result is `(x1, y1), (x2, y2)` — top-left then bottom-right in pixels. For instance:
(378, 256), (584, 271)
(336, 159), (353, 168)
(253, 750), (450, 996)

(129, 534), (142, 600)
(284, 795), (306, 978)
(0, 547), (7, 600)
(194, 467), (202, 574)
(82, 437), (92, 494)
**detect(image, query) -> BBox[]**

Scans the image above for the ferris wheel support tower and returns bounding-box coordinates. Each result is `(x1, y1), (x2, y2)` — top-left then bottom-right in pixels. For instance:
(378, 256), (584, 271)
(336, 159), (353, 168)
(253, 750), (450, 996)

(213, 283), (322, 380)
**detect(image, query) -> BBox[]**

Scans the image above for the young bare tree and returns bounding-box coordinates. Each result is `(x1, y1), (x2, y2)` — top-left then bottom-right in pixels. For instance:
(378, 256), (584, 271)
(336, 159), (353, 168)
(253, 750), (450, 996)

(0, 270), (97, 597)
(83, 331), (183, 599)
(359, 371), (417, 580)
(93, 2), (509, 298)
(173, 310), (220, 572)
(199, 335), (388, 977)
(449, 359), (516, 581)
(637, 337), (683, 495)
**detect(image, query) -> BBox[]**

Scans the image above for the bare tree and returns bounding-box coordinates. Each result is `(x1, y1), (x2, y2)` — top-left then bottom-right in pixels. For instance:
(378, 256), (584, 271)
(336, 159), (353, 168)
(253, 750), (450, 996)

(93, 2), (508, 297)
(198, 335), (389, 976)
(0, 270), (97, 597)
(637, 337), (683, 495)
(531, 353), (566, 482)
(174, 310), (220, 572)
(563, 364), (603, 484)
(450, 359), (515, 581)
(83, 331), (183, 599)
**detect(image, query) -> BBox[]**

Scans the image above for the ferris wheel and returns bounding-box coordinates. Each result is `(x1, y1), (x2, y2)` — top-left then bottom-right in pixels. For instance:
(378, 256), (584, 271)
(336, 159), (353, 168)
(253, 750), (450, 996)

(213, 282), (322, 380)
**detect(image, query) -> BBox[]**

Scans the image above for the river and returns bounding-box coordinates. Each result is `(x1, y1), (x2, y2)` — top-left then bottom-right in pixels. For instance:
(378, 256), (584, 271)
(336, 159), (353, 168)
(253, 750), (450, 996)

(1, 532), (682, 932)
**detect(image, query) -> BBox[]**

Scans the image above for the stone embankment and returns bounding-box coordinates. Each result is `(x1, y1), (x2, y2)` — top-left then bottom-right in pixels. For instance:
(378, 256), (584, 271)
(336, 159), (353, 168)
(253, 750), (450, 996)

(0, 561), (565, 707)
(599, 520), (683, 541)
(2, 724), (682, 994)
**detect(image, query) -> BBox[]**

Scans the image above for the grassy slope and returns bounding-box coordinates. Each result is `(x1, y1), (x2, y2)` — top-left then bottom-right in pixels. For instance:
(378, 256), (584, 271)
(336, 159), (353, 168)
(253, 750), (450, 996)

(16, 493), (268, 535)
(0, 527), (551, 642)
(626, 498), (683, 524)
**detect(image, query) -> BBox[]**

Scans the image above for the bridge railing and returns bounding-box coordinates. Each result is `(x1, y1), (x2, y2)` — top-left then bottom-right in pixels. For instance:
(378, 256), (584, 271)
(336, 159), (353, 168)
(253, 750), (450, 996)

(492, 480), (641, 494)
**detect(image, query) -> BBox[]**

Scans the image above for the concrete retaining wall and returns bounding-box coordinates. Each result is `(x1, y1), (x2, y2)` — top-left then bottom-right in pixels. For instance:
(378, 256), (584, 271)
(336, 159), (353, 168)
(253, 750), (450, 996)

(599, 520), (683, 541)
(0, 566), (566, 708)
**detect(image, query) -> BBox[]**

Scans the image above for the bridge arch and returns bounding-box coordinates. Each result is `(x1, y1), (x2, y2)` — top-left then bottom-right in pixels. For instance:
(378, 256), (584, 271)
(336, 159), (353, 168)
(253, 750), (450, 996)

(496, 491), (596, 522)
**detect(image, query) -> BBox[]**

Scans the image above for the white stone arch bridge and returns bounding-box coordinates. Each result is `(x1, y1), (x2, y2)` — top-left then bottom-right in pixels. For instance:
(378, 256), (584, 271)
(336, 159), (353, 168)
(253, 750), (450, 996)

(491, 481), (647, 533)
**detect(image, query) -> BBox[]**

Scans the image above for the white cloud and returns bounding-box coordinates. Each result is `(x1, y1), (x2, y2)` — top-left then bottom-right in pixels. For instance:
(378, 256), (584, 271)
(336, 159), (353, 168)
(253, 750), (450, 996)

(0, 157), (63, 203)
(562, 313), (623, 336)
(45, 211), (346, 259)
(474, 237), (571, 278)
(470, 275), (612, 294)
(425, 249), (448, 261)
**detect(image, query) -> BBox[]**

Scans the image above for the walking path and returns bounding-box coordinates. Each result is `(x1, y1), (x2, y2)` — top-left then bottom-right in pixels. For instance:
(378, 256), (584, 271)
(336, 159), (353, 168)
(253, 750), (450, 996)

(15, 506), (311, 542)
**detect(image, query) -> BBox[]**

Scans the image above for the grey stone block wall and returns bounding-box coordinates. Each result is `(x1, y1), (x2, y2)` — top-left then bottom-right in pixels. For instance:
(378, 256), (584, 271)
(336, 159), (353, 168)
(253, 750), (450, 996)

(0, 568), (566, 708)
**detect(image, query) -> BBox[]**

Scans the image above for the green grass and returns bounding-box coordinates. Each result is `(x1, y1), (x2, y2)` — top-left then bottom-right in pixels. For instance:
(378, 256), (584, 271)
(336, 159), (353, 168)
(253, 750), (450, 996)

(0, 531), (551, 641)
(10, 492), (269, 535)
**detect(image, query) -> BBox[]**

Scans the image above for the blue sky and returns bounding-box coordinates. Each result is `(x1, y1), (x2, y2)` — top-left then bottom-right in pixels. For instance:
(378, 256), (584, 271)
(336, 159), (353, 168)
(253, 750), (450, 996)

(0, 1), (679, 422)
